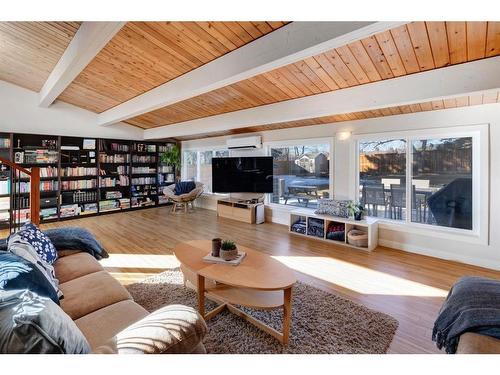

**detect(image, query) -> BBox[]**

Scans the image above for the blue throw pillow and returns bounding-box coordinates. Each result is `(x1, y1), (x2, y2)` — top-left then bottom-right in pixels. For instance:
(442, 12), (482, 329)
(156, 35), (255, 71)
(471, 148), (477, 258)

(9, 223), (57, 265)
(43, 227), (108, 260)
(174, 181), (196, 195)
(0, 251), (59, 305)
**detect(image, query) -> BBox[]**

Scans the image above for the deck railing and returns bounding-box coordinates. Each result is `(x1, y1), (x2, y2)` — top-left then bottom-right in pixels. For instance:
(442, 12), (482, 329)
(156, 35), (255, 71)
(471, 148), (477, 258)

(0, 157), (40, 232)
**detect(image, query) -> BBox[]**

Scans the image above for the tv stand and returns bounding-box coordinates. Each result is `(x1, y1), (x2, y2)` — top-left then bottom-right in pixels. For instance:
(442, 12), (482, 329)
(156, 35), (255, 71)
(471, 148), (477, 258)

(216, 197), (265, 224)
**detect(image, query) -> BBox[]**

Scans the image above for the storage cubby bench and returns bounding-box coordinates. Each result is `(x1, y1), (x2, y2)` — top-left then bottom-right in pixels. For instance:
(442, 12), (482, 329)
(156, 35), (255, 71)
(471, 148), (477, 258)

(289, 208), (379, 251)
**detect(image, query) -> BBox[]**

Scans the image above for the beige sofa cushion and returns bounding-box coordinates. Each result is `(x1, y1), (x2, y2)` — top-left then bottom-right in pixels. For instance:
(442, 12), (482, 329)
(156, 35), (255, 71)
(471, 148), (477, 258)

(116, 304), (207, 354)
(75, 300), (148, 351)
(54, 252), (103, 284)
(457, 332), (500, 354)
(60, 271), (131, 320)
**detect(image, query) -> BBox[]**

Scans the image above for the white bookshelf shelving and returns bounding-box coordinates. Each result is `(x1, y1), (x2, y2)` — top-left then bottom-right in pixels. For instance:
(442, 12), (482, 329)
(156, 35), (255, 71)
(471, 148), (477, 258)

(289, 208), (379, 251)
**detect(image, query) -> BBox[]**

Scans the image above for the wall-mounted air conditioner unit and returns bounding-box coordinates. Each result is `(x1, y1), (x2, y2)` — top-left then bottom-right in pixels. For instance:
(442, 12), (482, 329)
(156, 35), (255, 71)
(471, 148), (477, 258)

(226, 136), (262, 150)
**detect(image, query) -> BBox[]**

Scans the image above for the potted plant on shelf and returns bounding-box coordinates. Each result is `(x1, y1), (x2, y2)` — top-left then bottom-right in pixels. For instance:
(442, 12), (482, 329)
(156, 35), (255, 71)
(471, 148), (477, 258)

(347, 202), (365, 221)
(220, 240), (238, 261)
(160, 144), (181, 180)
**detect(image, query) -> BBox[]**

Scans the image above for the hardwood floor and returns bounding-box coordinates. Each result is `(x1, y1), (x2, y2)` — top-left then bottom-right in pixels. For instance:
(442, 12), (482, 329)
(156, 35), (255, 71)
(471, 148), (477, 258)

(29, 207), (500, 353)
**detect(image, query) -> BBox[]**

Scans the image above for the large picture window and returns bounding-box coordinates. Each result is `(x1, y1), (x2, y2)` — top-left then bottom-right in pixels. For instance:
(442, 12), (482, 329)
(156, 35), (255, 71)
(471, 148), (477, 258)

(269, 142), (331, 209)
(357, 129), (481, 233)
(182, 149), (229, 192)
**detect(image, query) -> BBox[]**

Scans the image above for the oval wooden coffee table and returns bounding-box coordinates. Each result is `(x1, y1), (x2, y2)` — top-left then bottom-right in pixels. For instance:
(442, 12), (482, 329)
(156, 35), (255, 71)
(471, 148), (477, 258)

(174, 240), (297, 344)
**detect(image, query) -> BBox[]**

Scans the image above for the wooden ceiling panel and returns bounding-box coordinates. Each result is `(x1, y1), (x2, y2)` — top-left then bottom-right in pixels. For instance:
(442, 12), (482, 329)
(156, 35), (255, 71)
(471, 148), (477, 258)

(0, 22), (80, 91)
(130, 21), (500, 129)
(175, 91), (500, 141)
(57, 21), (287, 112)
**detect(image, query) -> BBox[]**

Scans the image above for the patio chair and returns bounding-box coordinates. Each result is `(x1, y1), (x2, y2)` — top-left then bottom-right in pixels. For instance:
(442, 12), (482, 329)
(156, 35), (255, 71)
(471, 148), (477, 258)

(389, 184), (406, 220)
(361, 183), (387, 217)
(163, 182), (204, 213)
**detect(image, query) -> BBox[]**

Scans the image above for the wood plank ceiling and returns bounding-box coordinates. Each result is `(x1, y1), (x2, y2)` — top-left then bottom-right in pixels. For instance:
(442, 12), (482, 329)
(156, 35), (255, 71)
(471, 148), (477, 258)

(174, 90), (500, 141)
(0, 22), (81, 91)
(57, 22), (288, 113)
(125, 21), (500, 129)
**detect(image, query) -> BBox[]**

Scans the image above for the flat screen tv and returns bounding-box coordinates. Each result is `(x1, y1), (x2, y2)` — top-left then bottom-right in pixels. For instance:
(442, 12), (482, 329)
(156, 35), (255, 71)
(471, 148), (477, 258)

(212, 156), (273, 193)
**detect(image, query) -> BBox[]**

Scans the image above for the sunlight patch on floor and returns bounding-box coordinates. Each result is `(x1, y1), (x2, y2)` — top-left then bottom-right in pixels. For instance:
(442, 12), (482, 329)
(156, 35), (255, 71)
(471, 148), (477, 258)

(100, 253), (180, 269)
(272, 255), (448, 297)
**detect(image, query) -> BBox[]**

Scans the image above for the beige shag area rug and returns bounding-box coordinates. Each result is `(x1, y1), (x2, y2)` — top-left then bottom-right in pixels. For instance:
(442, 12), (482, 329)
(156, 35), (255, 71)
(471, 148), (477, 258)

(126, 268), (398, 354)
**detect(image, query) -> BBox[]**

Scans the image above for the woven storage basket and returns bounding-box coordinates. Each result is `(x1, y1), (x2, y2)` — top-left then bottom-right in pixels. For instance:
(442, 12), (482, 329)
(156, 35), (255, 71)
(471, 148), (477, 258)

(347, 229), (368, 247)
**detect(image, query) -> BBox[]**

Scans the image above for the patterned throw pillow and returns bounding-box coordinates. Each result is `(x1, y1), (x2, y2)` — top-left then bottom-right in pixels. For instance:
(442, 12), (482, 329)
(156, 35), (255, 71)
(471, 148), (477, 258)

(315, 199), (352, 218)
(8, 224), (62, 300)
(10, 223), (57, 264)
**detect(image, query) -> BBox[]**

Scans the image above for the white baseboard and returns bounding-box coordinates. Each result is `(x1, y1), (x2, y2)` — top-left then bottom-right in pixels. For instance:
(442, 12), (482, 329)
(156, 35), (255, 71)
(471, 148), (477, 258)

(379, 239), (500, 271)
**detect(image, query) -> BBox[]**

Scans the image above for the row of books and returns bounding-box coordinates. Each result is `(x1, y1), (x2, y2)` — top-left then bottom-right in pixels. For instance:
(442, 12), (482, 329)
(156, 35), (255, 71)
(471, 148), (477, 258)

(99, 176), (130, 187)
(41, 207), (58, 220)
(132, 155), (156, 163)
(60, 203), (98, 218)
(158, 145), (172, 153)
(63, 190), (98, 204)
(99, 198), (130, 211)
(61, 179), (97, 190)
(109, 143), (129, 152)
(105, 191), (122, 199)
(20, 167), (58, 178)
(99, 154), (130, 163)
(0, 138), (11, 148)
(61, 167), (97, 177)
(132, 177), (156, 185)
(21, 150), (59, 164)
(0, 180), (9, 194)
(158, 165), (173, 173)
(134, 143), (156, 153)
(99, 166), (129, 175)
(132, 197), (155, 207)
(17, 181), (58, 193)
(131, 166), (157, 174)
(158, 174), (175, 185)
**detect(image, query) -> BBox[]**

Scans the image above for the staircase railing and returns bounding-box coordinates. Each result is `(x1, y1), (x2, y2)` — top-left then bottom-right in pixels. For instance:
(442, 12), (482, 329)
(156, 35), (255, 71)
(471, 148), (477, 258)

(0, 157), (40, 232)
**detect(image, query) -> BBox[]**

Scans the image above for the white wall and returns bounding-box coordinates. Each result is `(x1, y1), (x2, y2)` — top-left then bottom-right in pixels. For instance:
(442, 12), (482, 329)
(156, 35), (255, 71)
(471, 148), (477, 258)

(184, 103), (500, 270)
(0, 80), (143, 140)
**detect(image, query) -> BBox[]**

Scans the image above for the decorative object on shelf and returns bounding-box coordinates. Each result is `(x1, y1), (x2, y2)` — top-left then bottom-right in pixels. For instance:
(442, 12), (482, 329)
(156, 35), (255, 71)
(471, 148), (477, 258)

(211, 238), (222, 257)
(14, 151), (24, 163)
(347, 202), (365, 221)
(42, 139), (57, 150)
(315, 199), (352, 218)
(220, 240), (238, 261)
(160, 144), (180, 179)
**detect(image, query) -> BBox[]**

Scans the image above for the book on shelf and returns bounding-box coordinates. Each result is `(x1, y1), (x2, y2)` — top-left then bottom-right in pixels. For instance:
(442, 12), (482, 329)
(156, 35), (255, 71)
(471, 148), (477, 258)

(81, 203), (98, 215)
(41, 207), (58, 220)
(0, 180), (10, 194)
(0, 197), (9, 210)
(61, 167), (96, 176)
(132, 155), (156, 163)
(99, 176), (130, 187)
(99, 154), (130, 163)
(0, 138), (11, 148)
(202, 252), (247, 266)
(105, 191), (122, 199)
(119, 198), (130, 209)
(61, 146), (80, 150)
(132, 177), (156, 185)
(61, 179), (97, 190)
(99, 200), (121, 211)
(132, 166), (157, 174)
(60, 204), (79, 218)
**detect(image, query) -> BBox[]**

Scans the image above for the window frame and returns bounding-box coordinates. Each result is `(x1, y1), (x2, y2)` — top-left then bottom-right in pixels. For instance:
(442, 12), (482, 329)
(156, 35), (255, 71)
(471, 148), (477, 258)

(351, 124), (489, 245)
(264, 137), (335, 210)
(181, 145), (229, 194)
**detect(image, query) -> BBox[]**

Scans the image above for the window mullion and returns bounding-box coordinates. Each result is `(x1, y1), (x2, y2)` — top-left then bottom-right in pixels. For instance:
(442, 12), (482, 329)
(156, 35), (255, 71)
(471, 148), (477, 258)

(406, 137), (412, 224)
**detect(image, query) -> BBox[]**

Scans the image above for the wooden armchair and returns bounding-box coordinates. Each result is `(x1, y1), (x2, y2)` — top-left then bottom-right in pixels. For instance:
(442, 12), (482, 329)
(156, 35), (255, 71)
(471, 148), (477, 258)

(163, 182), (204, 213)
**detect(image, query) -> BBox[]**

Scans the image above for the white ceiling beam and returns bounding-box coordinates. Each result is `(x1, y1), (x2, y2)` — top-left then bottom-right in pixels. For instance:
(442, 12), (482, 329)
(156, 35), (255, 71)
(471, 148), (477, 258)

(98, 21), (407, 126)
(143, 56), (500, 139)
(38, 22), (125, 107)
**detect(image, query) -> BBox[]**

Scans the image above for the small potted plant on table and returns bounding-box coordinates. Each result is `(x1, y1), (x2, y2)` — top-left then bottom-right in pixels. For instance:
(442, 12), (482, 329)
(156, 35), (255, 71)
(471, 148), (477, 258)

(347, 202), (365, 221)
(220, 240), (238, 261)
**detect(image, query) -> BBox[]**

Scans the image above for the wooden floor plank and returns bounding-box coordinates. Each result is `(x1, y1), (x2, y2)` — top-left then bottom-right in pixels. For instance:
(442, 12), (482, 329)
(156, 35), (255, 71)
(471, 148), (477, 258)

(15, 206), (500, 354)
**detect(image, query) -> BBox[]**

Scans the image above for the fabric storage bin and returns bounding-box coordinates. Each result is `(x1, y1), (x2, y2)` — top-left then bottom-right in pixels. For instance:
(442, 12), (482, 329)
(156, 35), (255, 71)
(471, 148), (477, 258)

(347, 229), (368, 247)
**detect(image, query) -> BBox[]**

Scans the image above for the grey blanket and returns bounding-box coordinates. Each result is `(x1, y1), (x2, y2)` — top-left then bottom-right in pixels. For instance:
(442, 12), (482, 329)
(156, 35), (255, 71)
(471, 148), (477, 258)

(432, 276), (500, 353)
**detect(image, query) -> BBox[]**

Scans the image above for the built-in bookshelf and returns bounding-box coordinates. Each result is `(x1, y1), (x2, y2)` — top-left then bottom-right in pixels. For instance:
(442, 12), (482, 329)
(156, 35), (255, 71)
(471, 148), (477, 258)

(13, 133), (60, 223)
(131, 142), (157, 208)
(59, 136), (98, 219)
(0, 133), (12, 229)
(98, 139), (131, 212)
(0, 132), (177, 227)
